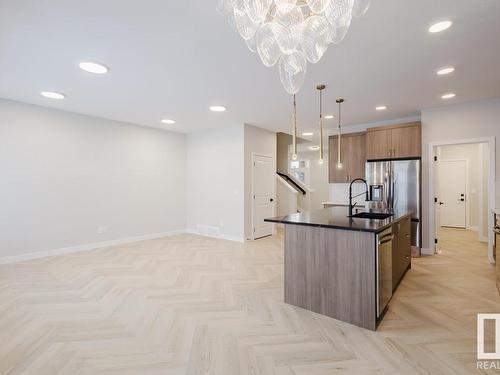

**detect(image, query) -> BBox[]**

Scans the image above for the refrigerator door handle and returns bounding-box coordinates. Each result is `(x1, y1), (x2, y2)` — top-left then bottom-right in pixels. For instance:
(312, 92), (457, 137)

(389, 167), (395, 210)
(392, 171), (397, 209)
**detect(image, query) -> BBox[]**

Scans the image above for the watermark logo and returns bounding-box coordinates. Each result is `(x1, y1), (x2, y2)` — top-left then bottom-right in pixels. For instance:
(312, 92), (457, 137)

(477, 314), (500, 370)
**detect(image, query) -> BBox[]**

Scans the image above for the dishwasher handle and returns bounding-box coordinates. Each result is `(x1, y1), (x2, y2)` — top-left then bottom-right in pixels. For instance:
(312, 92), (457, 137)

(378, 235), (394, 245)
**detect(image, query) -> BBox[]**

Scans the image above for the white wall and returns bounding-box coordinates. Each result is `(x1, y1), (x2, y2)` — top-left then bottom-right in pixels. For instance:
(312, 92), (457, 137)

(438, 143), (481, 229)
(285, 144), (330, 210)
(0, 99), (186, 260)
(186, 125), (245, 241)
(276, 176), (297, 216)
(300, 150), (329, 210)
(244, 124), (276, 239)
(421, 98), (500, 249)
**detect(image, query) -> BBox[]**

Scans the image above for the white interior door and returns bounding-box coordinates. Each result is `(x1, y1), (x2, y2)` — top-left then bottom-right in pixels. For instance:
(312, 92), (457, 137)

(438, 160), (467, 228)
(253, 155), (274, 239)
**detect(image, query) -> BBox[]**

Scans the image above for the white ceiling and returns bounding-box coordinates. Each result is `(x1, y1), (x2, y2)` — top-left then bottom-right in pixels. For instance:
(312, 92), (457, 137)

(0, 0), (499, 134)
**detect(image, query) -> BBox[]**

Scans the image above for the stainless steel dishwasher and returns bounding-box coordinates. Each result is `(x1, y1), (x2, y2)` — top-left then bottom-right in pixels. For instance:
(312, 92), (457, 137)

(376, 227), (393, 317)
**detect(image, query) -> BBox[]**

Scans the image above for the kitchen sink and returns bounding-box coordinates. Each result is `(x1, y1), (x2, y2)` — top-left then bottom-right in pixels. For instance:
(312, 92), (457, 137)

(350, 212), (394, 220)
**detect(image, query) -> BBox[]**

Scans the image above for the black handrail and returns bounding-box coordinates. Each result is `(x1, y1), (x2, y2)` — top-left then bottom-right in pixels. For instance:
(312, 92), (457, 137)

(277, 172), (306, 195)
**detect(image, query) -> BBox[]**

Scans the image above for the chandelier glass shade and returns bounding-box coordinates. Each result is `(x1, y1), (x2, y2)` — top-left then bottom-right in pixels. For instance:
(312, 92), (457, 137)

(217, 0), (371, 94)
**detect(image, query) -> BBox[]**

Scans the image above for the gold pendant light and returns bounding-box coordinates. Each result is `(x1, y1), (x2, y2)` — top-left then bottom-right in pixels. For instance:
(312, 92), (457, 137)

(316, 84), (326, 165)
(292, 94), (298, 160)
(336, 98), (345, 169)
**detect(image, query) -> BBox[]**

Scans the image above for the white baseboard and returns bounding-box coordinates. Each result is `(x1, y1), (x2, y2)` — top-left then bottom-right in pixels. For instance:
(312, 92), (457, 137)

(467, 226), (479, 232)
(0, 229), (185, 265)
(185, 228), (245, 243)
(421, 247), (435, 256)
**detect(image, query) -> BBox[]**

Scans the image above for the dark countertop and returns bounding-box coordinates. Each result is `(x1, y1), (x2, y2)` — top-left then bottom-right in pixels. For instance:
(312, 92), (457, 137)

(265, 206), (412, 233)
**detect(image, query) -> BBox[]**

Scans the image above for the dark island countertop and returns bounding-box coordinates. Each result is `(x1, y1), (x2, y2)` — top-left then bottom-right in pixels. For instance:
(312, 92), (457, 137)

(265, 206), (412, 233)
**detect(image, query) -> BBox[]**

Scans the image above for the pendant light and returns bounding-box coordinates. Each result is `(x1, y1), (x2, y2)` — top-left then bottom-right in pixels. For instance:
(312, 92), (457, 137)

(292, 94), (298, 160)
(336, 98), (345, 169)
(317, 84), (326, 165)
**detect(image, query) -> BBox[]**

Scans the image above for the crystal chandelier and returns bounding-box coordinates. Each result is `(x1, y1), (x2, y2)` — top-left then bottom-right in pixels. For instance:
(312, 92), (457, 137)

(217, 0), (371, 94)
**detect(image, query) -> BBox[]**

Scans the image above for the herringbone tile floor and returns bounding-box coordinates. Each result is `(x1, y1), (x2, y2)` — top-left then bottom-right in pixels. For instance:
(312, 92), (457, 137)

(0, 228), (498, 374)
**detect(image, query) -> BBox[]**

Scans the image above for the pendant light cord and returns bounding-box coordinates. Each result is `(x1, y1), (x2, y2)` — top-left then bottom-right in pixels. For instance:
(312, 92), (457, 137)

(292, 94), (297, 159)
(319, 89), (324, 162)
(337, 99), (342, 168)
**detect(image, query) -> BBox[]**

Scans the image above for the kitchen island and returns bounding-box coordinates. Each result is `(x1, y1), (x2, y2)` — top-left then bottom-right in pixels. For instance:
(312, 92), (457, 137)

(265, 206), (412, 330)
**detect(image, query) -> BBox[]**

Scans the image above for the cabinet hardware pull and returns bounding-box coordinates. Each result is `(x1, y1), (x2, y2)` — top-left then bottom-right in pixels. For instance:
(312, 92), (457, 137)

(378, 236), (394, 245)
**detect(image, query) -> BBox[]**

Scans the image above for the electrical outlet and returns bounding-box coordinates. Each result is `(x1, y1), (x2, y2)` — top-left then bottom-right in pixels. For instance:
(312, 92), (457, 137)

(97, 226), (108, 234)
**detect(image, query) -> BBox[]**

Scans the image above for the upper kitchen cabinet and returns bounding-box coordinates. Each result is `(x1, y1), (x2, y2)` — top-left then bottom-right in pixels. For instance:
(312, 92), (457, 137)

(366, 122), (422, 160)
(365, 128), (391, 160)
(329, 132), (366, 183)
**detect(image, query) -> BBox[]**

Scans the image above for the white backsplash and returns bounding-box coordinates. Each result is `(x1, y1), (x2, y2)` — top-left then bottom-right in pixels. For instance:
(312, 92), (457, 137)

(329, 183), (368, 206)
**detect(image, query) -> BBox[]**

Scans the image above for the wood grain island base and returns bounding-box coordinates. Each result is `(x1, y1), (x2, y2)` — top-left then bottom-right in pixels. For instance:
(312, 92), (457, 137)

(266, 206), (412, 331)
(285, 225), (377, 330)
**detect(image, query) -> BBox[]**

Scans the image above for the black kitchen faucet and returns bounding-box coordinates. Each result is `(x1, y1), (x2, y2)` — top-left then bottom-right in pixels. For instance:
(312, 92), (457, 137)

(349, 178), (370, 216)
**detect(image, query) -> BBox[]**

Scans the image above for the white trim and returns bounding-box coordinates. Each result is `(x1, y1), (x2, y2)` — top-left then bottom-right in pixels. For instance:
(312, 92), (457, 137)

(251, 152), (276, 241)
(478, 143), (485, 243)
(0, 229), (185, 265)
(421, 247), (434, 256)
(185, 228), (245, 243)
(467, 226), (479, 232)
(428, 136), (496, 262)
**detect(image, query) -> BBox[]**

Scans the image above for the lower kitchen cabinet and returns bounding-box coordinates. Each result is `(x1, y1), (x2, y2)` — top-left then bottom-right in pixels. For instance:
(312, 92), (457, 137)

(392, 216), (411, 291)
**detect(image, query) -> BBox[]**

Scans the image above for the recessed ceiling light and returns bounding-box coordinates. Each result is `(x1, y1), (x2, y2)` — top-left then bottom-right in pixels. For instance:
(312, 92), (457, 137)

(302, 132), (314, 136)
(441, 93), (456, 99)
(161, 119), (176, 125)
(79, 62), (109, 74)
(376, 105), (387, 111)
(40, 91), (65, 100)
(325, 115), (334, 119)
(209, 105), (227, 112)
(309, 146), (320, 151)
(429, 20), (452, 33)
(437, 66), (455, 76)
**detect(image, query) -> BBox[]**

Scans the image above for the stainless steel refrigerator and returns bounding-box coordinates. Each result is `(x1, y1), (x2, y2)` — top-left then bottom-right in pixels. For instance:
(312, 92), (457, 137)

(366, 159), (421, 254)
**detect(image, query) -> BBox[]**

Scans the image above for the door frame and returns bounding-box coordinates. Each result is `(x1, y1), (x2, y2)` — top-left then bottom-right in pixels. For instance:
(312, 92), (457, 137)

(428, 137), (496, 262)
(436, 158), (469, 229)
(251, 153), (276, 240)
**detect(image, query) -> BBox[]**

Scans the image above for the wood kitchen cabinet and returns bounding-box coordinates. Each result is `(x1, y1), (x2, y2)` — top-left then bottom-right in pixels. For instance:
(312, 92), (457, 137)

(329, 132), (366, 183)
(365, 129), (391, 160)
(392, 216), (411, 291)
(366, 122), (421, 160)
